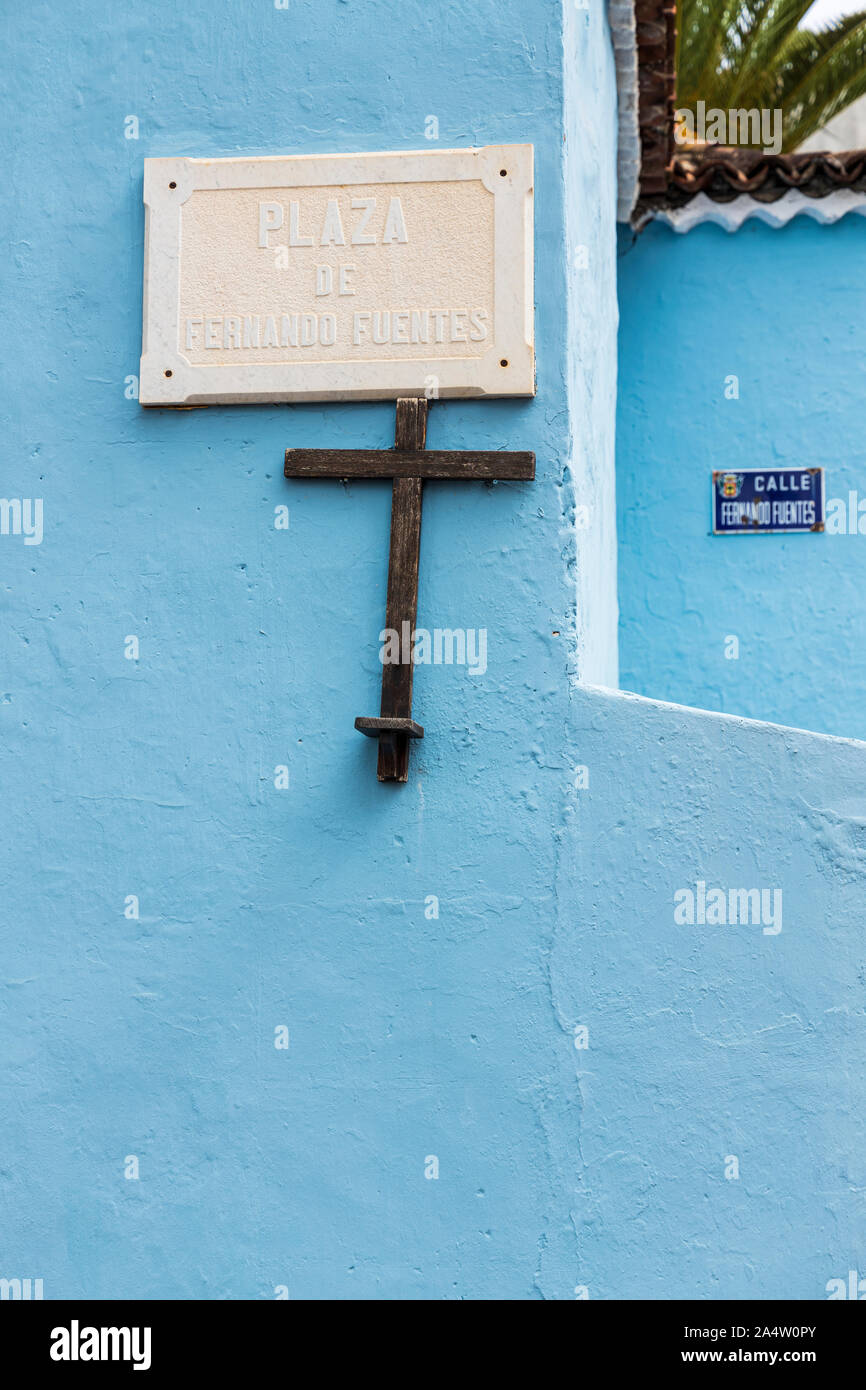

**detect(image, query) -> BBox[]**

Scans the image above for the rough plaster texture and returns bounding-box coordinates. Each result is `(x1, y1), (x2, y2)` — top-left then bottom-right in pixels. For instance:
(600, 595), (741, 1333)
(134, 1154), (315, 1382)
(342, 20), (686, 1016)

(607, 0), (640, 224)
(0, 0), (613, 1299)
(563, 688), (866, 1300)
(565, 0), (620, 688)
(2, 0), (861, 1303)
(617, 216), (866, 741)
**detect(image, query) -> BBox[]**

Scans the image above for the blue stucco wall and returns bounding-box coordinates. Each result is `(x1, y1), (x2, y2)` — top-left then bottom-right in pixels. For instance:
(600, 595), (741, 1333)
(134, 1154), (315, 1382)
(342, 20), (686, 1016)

(3, 0), (864, 1303)
(0, 0), (618, 1299)
(566, 687), (866, 1300)
(616, 214), (866, 741)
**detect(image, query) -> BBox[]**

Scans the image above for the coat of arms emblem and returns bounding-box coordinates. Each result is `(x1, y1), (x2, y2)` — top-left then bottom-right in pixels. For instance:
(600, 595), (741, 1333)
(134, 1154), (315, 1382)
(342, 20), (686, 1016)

(718, 473), (744, 498)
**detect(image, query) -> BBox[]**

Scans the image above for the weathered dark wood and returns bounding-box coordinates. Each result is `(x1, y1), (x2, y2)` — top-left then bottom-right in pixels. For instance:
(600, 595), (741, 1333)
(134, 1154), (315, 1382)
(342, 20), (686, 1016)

(285, 449), (535, 481)
(375, 399), (427, 782)
(355, 716), (424, 738)
(284, 394), (535, 784)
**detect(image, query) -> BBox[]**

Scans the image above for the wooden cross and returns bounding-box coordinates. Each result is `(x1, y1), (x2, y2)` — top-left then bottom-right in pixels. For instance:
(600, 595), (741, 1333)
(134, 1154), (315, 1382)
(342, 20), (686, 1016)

(284, 398), (535, 783)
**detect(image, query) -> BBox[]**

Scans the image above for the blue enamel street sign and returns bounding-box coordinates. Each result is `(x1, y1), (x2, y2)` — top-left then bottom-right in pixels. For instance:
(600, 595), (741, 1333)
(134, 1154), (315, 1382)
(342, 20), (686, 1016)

(712, 468), (825, 535)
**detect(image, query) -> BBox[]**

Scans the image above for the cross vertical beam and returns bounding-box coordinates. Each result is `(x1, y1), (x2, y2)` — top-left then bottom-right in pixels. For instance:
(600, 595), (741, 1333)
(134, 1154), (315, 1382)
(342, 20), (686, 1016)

(375, 399), (426, 781)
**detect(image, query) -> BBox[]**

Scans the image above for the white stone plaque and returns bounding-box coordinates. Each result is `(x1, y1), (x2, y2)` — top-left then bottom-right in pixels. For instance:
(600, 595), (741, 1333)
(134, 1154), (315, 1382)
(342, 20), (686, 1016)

(139, 145), (534, 406)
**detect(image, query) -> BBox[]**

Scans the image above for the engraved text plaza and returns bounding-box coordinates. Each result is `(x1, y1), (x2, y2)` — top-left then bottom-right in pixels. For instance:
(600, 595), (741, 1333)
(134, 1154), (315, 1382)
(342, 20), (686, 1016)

(182, 192), (491, 354)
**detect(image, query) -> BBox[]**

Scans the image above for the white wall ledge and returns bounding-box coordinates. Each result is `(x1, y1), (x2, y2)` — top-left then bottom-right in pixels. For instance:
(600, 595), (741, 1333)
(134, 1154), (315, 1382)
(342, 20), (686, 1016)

(577, 680), (866, 749)
(643, 187), (866, 234)
(607, 0), (640, 224)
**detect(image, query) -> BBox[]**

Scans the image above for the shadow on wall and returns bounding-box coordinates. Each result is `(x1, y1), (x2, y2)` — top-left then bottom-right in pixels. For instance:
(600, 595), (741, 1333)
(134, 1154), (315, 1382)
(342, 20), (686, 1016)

(565, 682), (866, 1299)
(615, 213), (866, 742)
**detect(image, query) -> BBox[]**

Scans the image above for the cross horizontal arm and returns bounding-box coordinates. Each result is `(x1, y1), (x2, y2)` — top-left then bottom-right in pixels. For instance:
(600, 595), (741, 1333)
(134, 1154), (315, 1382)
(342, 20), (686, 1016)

(284, 449), (535, 481)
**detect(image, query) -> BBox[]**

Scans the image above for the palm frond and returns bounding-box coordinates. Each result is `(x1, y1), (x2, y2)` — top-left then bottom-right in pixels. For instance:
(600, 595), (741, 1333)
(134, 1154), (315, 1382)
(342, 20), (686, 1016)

(725, 0), (815, 107)
(781, 16), (866, 148)
(731, 11), (865, 109)
(676, 0), (745, 104)
(674, 2), (866, 152)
